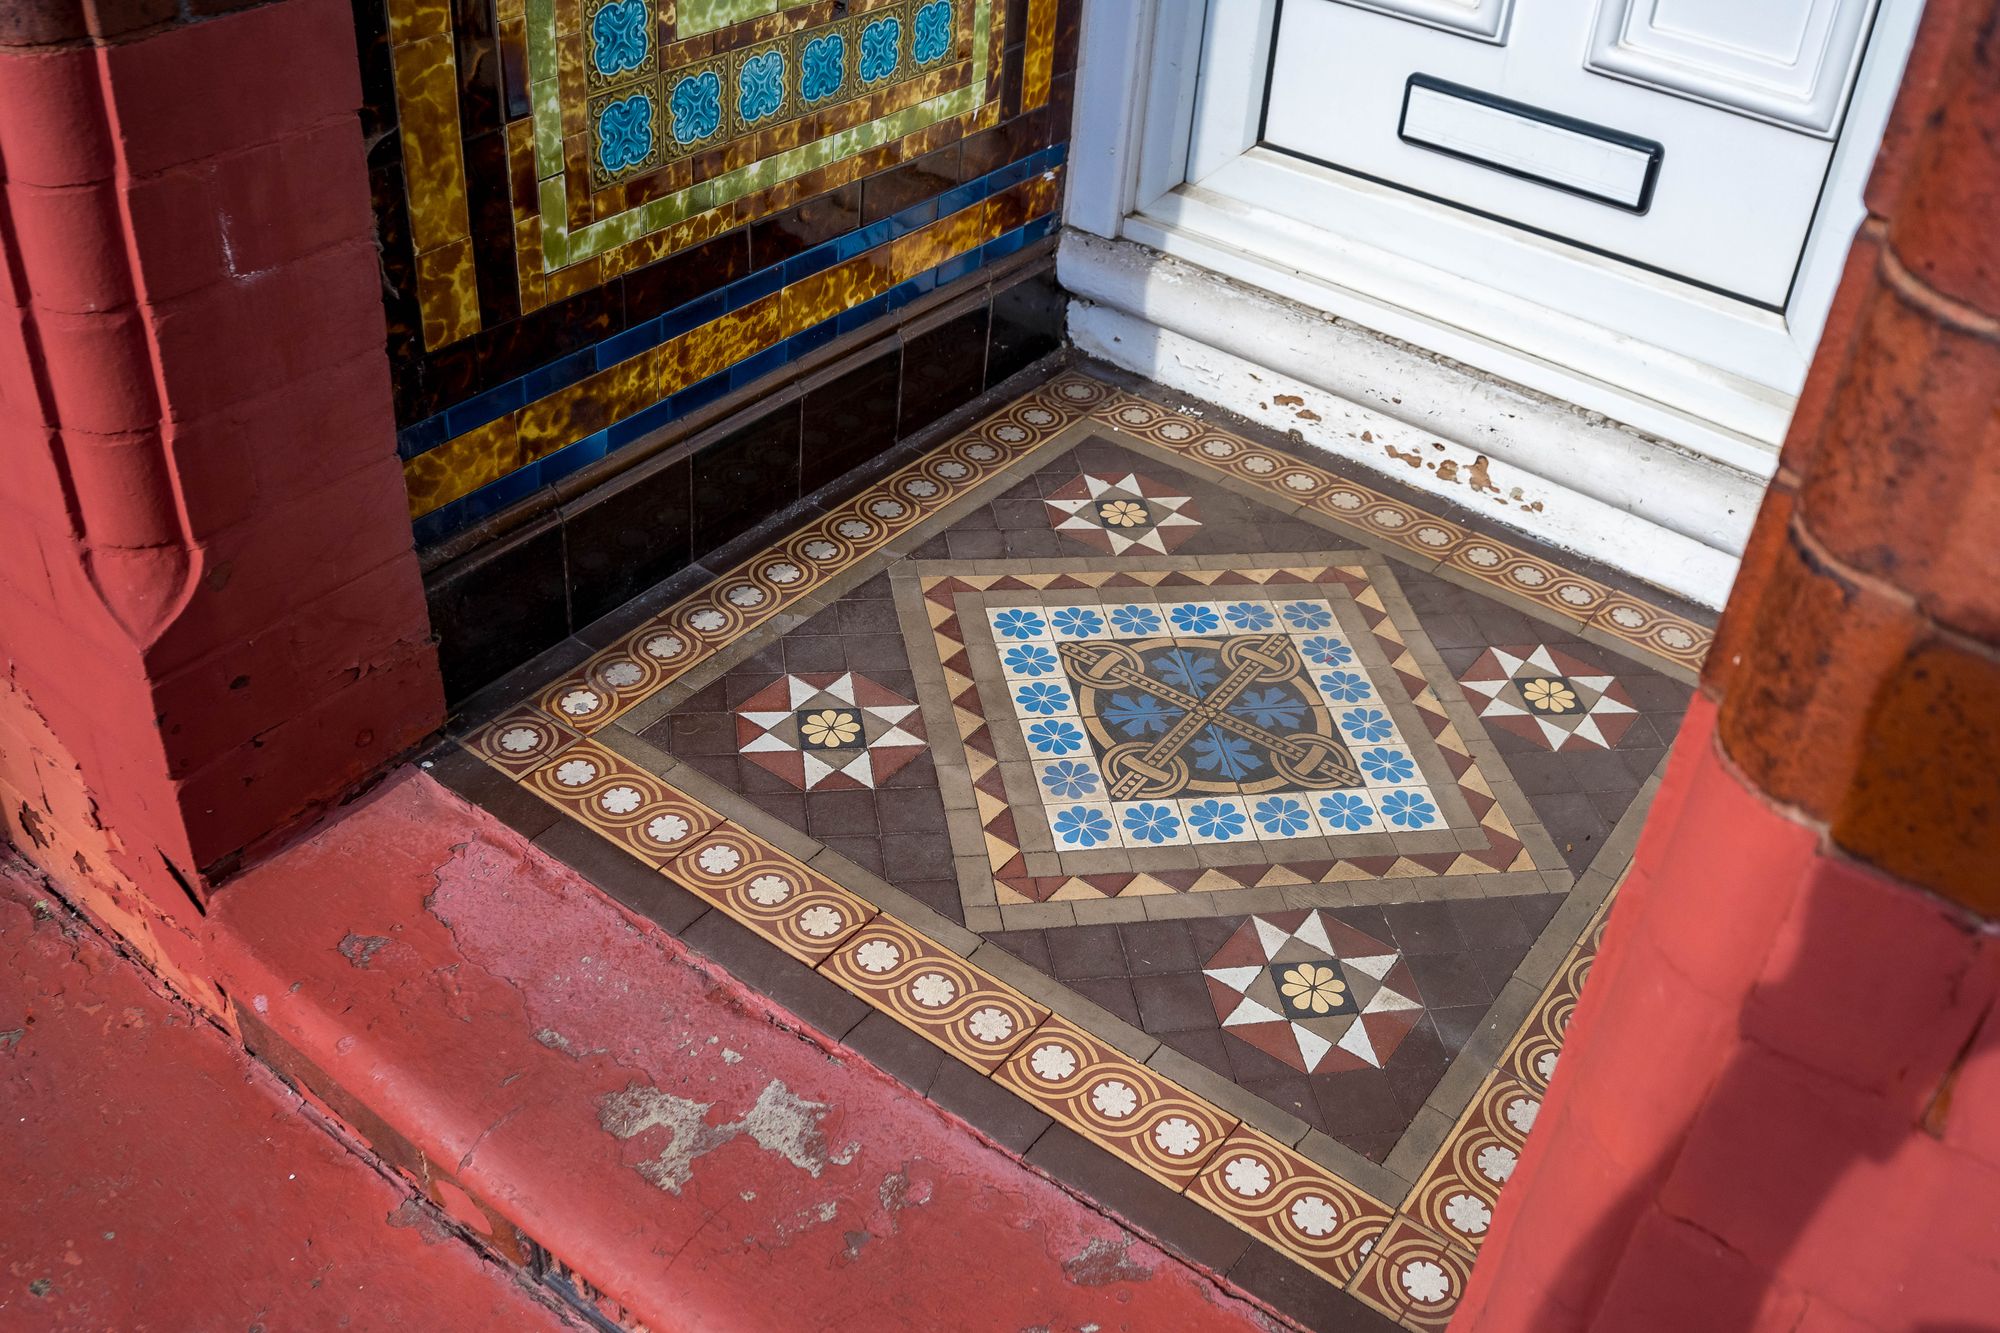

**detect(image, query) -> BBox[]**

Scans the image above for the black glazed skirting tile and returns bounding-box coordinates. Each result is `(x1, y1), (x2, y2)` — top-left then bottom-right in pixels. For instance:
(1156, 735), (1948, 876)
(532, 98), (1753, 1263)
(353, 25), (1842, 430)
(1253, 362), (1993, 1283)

(422, 256), (1067, 704)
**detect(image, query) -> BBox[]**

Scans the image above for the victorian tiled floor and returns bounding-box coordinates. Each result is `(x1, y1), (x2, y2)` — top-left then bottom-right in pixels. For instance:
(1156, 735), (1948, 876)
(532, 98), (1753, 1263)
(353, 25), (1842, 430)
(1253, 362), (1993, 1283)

(442, 366), (1710, 1331)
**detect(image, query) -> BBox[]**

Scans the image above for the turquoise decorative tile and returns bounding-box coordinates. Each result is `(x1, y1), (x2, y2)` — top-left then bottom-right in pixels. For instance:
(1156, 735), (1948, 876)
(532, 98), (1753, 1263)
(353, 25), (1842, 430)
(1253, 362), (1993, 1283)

(729, 37), (795, 135)
(795, 22), (850, 108)
(663, 57), (730, 160)
(911, 0), (954, 66)
(584, 0), (656, 91)
(856, 9), (905, 88)
(588, 83), (663, 186)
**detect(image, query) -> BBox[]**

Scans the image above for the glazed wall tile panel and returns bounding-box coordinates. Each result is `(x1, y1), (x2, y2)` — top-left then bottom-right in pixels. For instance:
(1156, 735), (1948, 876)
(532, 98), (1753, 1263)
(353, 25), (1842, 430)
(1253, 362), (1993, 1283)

(355, 0), (1077, 549)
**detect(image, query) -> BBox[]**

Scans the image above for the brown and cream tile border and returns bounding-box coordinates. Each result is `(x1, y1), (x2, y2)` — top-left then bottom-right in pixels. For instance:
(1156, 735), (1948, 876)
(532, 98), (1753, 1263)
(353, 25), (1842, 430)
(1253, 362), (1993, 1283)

(456, 370), (1701, 1328)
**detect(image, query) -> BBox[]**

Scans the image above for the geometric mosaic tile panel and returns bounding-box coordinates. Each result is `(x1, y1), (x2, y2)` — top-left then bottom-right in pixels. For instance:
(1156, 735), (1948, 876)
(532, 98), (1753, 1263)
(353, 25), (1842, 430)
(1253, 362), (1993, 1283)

(914, 560), (1541, 914)
(1457, 644), (1637, 752)
(459, 370), (1706, 1333)
(1202, 911), (1426, 1075)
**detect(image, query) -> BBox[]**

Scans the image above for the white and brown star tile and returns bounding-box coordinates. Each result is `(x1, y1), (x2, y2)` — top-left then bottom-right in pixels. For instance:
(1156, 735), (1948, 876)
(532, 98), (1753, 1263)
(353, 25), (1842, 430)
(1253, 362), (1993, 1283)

(734, 672), (927, 791)
(1043, 471), (1201, 554)
(1202, 910), (1426, 1075)
(1456, 644), (1637, 752)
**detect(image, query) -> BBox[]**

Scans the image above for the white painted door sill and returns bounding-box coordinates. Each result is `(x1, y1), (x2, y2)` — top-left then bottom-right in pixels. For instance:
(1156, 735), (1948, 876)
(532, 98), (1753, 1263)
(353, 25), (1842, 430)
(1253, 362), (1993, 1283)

(1059, 228), (1766, 610)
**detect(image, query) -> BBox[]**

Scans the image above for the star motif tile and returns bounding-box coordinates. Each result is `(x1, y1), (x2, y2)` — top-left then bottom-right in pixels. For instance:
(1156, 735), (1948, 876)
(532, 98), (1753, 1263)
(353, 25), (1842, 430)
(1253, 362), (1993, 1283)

(1203, 910), (1425, 1075)
(1456, 645), (1637, 752)
(734, 671), (927, 791)
(1043, 471), (1201, 554)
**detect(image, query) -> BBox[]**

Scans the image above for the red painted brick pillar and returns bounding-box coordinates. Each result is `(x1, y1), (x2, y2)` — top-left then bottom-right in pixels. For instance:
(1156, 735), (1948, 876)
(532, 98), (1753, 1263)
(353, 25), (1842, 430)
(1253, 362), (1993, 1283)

(0, 0), (443, 1007)
(1453, 4), (2000, 1329)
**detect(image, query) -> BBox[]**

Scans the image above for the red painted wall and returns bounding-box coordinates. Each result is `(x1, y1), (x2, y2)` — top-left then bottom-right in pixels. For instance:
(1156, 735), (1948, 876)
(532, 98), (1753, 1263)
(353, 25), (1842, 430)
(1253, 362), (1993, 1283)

(1455, 0), (2000, 1324)
(1457, 701), (2000, 1330)
(0, 0), (444, 1001)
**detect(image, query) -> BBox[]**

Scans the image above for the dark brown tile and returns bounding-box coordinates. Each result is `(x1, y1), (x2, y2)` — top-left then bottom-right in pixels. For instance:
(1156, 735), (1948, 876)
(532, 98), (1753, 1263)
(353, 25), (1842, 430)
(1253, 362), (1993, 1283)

(841, 1009), (946, 1094)
(426, 515), (569, 702)
(898, 306), (989, 436)
(1116, 920), (1197, 975)
(801, 345), (902, 494)
(679, 912), (869, 1040)
(561, 453), (693, 626)
(987, 268), (1063, 387)
(532, 817), (709, 935)
(426, 743), (565, 843)
(1226, 1241), (1403, 1333)
(1024, 1126), (1252, 1274)
(928, 1059), (1052, 1154)
(1046, 923), (1126, 980)
(864, 145), (966, 225)
(691, 404), (803, 559)
(749, 181), (862, 269)
(1130, 972), (1216, 1034)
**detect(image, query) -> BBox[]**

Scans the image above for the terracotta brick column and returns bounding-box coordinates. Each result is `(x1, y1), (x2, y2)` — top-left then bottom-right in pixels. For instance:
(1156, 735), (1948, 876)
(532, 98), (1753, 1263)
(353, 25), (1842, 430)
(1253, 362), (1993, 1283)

(0, 0), (443, 1006)
(1452, 4), (2000, 1328)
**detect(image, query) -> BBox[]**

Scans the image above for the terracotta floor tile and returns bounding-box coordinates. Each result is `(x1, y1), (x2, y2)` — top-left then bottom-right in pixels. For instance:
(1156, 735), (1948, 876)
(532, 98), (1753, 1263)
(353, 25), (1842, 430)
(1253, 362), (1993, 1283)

(819, 914), (1050, 1072)
(996, 1014), (1238, 1188)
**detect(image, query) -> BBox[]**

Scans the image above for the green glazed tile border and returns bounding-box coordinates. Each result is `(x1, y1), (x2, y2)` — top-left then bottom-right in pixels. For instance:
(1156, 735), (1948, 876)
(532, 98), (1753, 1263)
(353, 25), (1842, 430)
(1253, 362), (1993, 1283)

(528, 0), (996, 270)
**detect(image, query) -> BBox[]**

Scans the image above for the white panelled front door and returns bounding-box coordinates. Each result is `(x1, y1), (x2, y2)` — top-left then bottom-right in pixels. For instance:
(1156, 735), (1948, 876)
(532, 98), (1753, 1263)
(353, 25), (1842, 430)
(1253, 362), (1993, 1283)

(1260, 0), (1881, 307)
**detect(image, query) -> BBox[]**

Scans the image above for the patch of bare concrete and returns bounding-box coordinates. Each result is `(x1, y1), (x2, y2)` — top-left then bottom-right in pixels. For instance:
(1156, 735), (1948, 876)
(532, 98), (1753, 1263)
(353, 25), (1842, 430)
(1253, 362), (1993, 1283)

(1061, 1235), (1155, 1287)
(338, 933), (390, 969)
(599, 1078), (840, 1196)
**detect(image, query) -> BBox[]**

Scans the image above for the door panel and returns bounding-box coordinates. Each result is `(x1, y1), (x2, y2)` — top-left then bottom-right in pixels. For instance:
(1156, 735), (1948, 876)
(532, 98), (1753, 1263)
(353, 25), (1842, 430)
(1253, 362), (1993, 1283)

(1587, 0), (1880, 134)
(1334, 0), (1514, 41)
(1262, 0), (1859, 304)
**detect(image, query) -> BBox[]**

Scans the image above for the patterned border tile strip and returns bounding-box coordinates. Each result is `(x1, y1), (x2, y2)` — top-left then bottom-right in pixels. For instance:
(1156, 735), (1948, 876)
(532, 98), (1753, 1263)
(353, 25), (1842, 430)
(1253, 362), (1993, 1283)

(994, 1014), (1239, 1190)
(662, 824), (879, 965)
(818, 914), (1049, 1073)
(1185, 1124), (1396, 1284)
(1072, 382), (1713, 674)
(518, 737), (726, 866)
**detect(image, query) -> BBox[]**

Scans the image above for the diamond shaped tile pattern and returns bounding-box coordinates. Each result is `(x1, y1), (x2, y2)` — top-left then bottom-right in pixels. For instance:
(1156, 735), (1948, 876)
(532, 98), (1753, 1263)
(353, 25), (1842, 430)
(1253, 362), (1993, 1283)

(1457, 644), (1637, 752)
(1203, 910), (1426, 1075)
(736, 671), (928, 790)
(1044, 471), (1201, 554)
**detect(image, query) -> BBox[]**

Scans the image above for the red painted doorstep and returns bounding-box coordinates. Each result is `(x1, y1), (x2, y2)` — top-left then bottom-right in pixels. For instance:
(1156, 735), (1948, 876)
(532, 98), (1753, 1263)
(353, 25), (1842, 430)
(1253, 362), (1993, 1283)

(0, 856), (571, 1332)
(202, 769), (1278, 1333)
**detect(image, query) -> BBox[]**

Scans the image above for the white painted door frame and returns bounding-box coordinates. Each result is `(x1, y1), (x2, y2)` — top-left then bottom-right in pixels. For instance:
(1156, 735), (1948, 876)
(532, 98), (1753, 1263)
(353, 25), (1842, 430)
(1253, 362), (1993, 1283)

(1059, 0), (1924, 606)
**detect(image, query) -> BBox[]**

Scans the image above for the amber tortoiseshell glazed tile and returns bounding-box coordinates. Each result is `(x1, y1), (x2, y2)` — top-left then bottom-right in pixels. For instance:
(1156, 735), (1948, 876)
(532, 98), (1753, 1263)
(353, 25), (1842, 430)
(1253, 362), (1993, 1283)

(405, 415), (522, 518)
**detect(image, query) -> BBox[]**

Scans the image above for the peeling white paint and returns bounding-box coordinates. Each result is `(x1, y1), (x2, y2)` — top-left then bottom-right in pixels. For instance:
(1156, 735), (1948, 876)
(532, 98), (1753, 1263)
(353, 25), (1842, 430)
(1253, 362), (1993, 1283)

(1061, 232), (1762, 609)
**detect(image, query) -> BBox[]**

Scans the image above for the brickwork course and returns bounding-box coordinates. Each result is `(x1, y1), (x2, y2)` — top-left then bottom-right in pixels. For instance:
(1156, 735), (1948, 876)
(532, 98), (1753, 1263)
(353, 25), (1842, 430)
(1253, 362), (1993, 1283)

(1453, 0), (2000, 1327)
(0, 0), (444, 1005)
